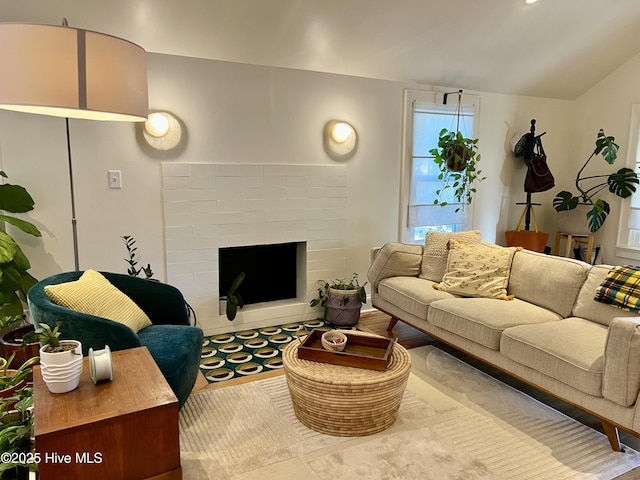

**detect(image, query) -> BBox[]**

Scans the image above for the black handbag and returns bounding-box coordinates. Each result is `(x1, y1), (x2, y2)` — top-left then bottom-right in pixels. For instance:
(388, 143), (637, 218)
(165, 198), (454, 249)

(524, 137), (555, 193)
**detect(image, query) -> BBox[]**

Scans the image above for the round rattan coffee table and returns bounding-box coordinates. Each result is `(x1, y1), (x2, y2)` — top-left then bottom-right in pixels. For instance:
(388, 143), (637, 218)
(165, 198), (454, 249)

(282, 338), (411, 437)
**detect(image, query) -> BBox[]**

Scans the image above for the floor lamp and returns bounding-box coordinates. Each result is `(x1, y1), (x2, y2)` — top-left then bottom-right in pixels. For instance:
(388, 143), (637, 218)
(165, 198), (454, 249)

(0, 21), (148, 270)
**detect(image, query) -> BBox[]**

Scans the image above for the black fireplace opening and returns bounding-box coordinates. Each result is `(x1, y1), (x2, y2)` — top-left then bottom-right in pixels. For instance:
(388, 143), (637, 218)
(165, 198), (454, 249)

(219, 242), (299, 305)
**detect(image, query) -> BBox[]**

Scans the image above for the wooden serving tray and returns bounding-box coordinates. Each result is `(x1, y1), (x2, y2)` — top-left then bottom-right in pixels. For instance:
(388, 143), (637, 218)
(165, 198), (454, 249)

(297, 330), (395, 371)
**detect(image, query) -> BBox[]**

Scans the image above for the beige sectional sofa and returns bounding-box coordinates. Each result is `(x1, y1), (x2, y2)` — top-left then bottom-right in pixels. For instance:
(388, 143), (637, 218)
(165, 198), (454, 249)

(368, 235), (640, 451)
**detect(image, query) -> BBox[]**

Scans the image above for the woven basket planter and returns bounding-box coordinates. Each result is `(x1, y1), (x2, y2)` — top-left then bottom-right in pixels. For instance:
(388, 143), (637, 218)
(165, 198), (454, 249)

(325, 288), (362, 326)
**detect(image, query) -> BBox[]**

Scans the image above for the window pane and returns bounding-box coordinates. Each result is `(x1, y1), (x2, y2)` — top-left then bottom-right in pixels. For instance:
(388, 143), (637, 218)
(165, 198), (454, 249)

(401, 91), (479, 243)
(413, 109), (475, 157)
(411, 224), (467, 243)
(409, 157), (440, 205)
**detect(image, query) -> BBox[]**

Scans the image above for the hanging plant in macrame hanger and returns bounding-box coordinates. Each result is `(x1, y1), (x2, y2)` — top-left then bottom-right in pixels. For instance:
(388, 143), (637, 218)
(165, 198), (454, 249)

(430, 90), (485, 209)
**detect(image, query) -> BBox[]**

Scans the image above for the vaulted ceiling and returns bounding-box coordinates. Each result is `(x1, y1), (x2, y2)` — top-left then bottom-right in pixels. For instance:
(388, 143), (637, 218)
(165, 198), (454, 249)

(2, 0), (640, 100)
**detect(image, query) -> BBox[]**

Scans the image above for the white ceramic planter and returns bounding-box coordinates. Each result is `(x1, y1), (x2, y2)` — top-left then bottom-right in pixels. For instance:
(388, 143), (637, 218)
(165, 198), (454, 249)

(40, 340), (83, 394)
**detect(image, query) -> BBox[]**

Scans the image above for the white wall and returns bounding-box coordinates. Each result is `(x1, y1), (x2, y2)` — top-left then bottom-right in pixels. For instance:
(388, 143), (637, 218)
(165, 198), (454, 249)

(571, 52), (640, 265)
(475, 92), (572, 243)
(0, 52), (573, 331)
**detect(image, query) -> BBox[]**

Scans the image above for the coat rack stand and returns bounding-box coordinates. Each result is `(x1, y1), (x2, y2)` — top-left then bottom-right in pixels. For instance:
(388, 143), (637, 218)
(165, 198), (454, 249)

(516, 119), (547, 230)
(505, 119), (550, 253)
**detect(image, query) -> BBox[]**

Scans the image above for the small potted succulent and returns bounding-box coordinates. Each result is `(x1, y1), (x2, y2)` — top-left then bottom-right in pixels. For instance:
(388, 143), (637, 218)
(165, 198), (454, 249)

(430, 128), (485, 211)
(310, 274), (367, 326)
(23, 321), (82, 394)
(553, 129), (639, 233)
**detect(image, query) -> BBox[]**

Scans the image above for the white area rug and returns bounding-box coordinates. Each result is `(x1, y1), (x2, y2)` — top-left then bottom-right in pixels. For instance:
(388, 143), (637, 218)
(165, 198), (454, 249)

(179, 345), (640, 480)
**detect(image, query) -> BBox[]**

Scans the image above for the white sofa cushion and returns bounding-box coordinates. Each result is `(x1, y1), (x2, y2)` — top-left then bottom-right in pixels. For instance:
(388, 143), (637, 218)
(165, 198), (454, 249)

(377, 277), (455, 320)
(573, 265), (639, 327)
(501, 318), (607, 397)
(419, 230), (481, 282)
(508, 249), (589, 318)
(428, 297), (562, 350)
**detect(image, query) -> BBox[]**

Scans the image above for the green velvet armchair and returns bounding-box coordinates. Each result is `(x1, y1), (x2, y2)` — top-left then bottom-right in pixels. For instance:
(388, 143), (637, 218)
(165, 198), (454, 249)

(27, 271), (203, 408)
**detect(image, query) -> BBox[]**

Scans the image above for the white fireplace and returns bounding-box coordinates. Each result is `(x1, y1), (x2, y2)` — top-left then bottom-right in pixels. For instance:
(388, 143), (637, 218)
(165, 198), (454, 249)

(161, 163), (348, 335)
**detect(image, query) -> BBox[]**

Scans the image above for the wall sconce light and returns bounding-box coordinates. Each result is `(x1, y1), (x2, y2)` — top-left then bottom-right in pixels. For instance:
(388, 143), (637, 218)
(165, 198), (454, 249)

(323, 120), (358, 161)
(142, 111), (183, 150)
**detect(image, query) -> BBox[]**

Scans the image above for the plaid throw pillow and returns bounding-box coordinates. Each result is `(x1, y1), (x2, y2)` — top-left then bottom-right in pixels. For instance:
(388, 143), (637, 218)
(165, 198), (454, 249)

(594, 265), (640, 312)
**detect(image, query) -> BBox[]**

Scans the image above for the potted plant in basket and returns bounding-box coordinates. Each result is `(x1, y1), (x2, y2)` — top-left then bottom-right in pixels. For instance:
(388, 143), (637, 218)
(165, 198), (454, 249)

(310, 274), (367, 327)
(23, 321), (82, 394)
(430, 128), (485, 211)
(553, 129), (639, 233)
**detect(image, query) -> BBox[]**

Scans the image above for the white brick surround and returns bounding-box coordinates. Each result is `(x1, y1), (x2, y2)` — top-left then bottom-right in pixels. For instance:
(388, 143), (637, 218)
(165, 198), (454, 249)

(161, 163), (348, 336)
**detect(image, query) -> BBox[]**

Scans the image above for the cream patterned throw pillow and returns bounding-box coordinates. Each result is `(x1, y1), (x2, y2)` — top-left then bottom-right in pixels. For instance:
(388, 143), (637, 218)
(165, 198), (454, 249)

(44, 269), (152, 333)
(419, 230), (482, 282)
(433, 240), (519, 300)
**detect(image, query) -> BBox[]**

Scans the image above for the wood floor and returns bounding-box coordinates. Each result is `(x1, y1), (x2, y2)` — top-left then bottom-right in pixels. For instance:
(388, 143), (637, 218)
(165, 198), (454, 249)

(357, 309), (640, 479)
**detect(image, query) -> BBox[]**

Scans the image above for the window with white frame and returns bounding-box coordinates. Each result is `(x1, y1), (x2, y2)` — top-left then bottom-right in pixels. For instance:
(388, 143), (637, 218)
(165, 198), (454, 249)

(399, 89), (479, 244)
(616, 103), (640, 260)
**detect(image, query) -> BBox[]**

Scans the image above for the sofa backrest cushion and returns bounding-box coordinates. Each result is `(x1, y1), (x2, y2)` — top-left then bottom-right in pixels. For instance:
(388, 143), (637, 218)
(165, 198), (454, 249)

(508, 249), (589, 318)
(419, 230), (482, 282)
(573, 265), (640, 326)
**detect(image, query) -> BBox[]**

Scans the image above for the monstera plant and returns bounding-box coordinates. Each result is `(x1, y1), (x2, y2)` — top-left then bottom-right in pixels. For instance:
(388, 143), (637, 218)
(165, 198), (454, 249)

(0, 172), (41, 323)
(553, 129), (639, 233)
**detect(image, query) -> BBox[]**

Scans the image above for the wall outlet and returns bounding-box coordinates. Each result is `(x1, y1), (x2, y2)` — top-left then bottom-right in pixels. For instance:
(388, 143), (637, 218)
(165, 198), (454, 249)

(108, 170), (122, 189)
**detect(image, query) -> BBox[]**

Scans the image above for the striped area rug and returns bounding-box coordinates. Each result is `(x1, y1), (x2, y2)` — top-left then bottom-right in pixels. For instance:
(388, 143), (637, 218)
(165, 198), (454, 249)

(180, 345), (640, 480)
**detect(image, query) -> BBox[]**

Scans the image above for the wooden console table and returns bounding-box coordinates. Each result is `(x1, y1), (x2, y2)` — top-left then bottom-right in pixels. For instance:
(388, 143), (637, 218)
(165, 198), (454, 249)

(34, 347), (182, 480)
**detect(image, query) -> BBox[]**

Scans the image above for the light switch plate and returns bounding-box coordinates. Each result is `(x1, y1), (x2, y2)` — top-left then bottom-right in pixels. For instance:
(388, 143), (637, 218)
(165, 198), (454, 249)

(108, 170), (122, 189)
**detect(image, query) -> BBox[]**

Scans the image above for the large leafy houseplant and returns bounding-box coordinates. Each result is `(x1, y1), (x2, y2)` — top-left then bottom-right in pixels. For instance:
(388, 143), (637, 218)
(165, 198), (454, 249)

(0, 355), (39, 480)
(553, 129), (639, 233)
(0, 172), (41, 324)
(430, 128), (485, 210)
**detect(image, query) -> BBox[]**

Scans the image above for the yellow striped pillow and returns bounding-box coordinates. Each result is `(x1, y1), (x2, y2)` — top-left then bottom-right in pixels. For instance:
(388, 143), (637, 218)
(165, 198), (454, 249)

(44, 269), (152, 333)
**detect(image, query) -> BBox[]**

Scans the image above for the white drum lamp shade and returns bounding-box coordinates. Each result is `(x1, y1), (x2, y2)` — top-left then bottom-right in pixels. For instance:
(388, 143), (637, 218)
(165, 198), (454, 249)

(0, 23), (148, 122)
(0, 22), (149, 271)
